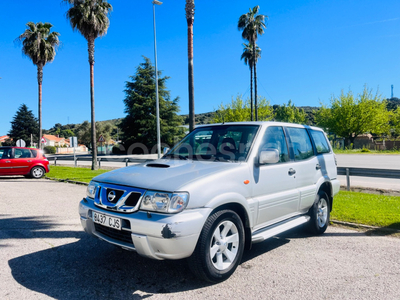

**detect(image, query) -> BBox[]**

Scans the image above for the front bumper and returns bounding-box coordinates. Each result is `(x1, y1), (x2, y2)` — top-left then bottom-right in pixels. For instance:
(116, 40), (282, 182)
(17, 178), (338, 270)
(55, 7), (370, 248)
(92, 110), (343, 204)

(79, 198), (211, 260)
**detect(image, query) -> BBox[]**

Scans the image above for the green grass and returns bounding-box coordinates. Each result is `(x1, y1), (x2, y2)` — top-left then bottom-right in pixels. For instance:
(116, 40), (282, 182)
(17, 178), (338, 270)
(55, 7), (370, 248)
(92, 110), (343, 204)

(46, 166), (109, 183)
(45, 166), (400, 230)
(331, 191), (400, 230)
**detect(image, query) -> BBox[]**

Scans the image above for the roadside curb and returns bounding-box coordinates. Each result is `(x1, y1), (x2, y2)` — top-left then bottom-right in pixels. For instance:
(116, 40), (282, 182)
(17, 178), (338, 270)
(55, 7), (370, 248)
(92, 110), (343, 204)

(340, 185), (400, 196)
(331, 220), (400, 234)
(45, 177), (88, 186)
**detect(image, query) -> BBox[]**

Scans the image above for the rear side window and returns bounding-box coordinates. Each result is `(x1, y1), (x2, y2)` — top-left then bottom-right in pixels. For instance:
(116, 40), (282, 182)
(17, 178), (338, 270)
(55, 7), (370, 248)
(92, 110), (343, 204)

(30, 149), (38, 158)
(286, 127), (314, 161)
(14, 148), (33, 158)
(310, 130), (330, 154)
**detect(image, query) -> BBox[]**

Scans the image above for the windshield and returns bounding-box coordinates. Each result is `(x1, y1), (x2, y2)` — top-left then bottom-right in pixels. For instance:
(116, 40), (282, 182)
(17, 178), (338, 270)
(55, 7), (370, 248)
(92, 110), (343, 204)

(164, 125), (259, 162)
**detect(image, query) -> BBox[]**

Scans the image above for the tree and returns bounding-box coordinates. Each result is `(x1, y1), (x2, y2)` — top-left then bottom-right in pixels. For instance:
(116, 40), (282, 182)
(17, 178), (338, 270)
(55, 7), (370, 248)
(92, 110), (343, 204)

(76, 120), (114, 147)
(64, 0), (112, 170)
(241, 43), (261, 121)
(16, 22), (60, 150)
(238, 5), (267, 121)
(186, 0), (195, 132)
(8, 104), (39, 147)
(119, 57), (185, 152)
(391, 107), (400, 137)
(214, 95), (274, 123)
(315, 86), (391, 147)
(274, 100), (307, 124)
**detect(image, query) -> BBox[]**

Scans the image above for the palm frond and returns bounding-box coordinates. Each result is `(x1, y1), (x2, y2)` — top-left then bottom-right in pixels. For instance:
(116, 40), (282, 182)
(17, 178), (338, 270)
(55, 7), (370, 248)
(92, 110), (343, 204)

(16, 21), (60, 67)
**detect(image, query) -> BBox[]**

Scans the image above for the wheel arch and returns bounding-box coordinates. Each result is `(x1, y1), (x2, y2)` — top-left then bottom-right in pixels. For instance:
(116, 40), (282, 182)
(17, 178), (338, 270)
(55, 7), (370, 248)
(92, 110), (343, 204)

(209, 202), (252, 251)
(318, 181), (333, 212)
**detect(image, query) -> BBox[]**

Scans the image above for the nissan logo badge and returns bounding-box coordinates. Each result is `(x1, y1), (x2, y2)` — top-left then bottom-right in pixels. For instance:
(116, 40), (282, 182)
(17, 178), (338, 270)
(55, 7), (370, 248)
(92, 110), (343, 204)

(108, 190), (116, 202)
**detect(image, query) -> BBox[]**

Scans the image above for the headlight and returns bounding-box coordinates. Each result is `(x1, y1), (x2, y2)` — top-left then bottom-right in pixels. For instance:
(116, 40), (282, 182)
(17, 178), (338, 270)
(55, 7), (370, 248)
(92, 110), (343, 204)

(86, 181), (99, 199)
(140, 191), (189, 213)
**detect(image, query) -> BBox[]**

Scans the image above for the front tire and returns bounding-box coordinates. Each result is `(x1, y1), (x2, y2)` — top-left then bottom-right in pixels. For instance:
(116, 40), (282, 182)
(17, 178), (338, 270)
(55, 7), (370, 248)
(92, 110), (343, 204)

(188, 209), (245, 283)
(30, 166), (45, 179)
(308, 190), (330, 234)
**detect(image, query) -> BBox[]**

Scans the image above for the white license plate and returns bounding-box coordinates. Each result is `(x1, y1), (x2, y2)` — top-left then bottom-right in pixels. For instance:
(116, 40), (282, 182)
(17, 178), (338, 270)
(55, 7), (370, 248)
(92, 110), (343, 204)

(93, 212), (121, 230)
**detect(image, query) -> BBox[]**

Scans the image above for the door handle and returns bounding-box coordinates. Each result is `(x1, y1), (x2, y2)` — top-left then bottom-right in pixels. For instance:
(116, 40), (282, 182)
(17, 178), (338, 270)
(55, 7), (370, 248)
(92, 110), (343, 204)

(288, 168), (296, 176)
(316, 164), (321, 170)
(6, 161), (11, 163)
(27, 160), (32, 162)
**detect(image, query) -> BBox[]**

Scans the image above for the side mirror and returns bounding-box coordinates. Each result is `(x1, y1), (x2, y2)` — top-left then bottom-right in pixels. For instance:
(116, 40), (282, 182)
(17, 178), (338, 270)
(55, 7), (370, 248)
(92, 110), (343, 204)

(163, 147), (170, 155)
(259, 149), (279, 165)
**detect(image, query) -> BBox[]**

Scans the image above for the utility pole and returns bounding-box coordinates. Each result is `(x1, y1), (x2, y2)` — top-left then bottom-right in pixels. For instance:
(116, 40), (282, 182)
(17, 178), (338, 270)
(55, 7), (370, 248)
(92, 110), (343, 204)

(186, 0), (195, 132)
(391, 85), (394, 98)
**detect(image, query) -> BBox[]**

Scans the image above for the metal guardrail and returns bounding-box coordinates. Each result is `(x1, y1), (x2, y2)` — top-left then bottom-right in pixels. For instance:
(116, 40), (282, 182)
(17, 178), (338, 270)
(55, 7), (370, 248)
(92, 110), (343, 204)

(48, 156), (153, 168)
(337, 167), (400, 191)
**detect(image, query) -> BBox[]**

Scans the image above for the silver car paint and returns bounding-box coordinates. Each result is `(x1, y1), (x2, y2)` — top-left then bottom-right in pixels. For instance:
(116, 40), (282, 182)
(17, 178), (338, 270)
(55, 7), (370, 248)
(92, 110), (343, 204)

(79, 121), (339, 260)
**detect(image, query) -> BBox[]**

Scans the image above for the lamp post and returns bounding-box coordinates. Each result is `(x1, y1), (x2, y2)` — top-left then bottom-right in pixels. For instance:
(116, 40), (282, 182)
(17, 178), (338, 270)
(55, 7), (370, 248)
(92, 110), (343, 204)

(152, 0), (162, 159)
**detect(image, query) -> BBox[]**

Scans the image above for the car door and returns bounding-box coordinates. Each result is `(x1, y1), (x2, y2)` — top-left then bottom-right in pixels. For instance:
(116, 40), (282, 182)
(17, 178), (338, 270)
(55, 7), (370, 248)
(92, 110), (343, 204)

(252, 126), (300, 228)
(285, 127), (319, 212)
(9, 148), (33, 175)
(0, 148), (13, 175)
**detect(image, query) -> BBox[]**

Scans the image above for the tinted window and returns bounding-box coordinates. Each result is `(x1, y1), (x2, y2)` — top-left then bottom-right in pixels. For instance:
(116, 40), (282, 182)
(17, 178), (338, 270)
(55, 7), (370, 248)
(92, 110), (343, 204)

(260, 126), (289, 163)
(167, 125), (259, 162)
(310, 130), (330, 154)
(14, 148), (33, 159)
(286, 127), (314, 161)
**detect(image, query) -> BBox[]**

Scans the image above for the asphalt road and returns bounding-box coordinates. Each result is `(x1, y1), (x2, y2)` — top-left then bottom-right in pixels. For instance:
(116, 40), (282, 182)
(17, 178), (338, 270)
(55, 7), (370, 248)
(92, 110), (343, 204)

(336, 154), (400, 191)
(1, 178), (399, 299)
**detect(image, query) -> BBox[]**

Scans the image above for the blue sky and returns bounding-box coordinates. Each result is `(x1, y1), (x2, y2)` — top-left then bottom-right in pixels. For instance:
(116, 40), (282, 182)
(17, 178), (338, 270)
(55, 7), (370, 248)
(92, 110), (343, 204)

(1, 0), (399, 135)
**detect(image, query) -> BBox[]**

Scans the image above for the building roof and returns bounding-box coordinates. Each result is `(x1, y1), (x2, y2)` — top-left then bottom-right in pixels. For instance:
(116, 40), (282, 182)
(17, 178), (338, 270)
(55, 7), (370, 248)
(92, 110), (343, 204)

(43, 134), (65, 142)
(0, 135), (9, 142)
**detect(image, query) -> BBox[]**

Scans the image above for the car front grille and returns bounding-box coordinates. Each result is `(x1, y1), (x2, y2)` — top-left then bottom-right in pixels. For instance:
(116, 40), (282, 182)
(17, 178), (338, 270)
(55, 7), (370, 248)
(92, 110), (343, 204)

(94, 223), (134, 245)
(94, 183), (145, 213)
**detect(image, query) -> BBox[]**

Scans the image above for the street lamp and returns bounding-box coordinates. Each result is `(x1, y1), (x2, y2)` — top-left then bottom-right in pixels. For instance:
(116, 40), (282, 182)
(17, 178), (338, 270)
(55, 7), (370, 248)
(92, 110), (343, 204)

(152, 0), (162, 159)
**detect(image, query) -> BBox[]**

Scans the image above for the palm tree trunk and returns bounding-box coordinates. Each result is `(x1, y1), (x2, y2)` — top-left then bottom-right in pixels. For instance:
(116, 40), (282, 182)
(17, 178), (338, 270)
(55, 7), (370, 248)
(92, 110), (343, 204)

(88, 37), (97, 170)
(252, 41), (258, 121)
(187, 18), (195, 132)
(250, 65), (253, 121)
(37, 64), (43, 149)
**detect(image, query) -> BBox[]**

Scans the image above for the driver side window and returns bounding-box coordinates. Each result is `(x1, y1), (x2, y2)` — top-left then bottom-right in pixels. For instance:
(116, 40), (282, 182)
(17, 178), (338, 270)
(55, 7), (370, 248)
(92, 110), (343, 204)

(0, 148), (12, 159)
(260, 127), (289, 163)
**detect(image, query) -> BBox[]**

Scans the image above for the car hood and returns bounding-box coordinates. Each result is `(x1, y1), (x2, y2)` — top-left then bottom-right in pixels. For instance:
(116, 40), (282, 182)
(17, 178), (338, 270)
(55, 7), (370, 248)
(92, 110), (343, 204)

(93, 159), (242, 192)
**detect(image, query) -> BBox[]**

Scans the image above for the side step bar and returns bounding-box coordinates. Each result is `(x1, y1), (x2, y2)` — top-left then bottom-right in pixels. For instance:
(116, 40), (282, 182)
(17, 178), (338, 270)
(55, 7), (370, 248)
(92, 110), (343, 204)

(252, 215), (310, 243)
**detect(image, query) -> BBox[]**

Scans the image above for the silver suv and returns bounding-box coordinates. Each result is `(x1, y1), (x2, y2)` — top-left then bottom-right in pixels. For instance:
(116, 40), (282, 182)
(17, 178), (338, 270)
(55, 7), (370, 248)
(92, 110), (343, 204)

(79, 122), (339, 282)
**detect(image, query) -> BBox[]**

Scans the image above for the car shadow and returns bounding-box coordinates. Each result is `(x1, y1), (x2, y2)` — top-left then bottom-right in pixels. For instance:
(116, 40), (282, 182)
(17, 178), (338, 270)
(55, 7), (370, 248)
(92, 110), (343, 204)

(0, 215), (83, 240)
(8, 234), (211, 299)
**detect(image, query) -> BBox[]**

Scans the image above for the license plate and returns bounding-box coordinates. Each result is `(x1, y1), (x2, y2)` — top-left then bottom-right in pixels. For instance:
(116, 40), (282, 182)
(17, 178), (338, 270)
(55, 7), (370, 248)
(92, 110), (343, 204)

(93, 212), (121, 230)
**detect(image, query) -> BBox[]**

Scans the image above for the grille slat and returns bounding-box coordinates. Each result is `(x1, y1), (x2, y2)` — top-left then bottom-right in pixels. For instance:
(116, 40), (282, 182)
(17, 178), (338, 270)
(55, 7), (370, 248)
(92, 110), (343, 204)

(94, 223), (133, 245)
(125, 192), (141, 207)
(94, 183), (145, 213)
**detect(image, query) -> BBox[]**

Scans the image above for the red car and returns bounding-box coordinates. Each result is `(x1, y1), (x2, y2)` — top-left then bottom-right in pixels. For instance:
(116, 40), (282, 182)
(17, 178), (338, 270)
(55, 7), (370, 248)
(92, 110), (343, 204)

(0, 146), (50, 178)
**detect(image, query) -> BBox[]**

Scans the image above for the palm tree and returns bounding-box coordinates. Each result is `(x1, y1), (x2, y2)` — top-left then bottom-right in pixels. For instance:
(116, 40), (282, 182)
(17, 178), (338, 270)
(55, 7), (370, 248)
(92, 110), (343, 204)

(16, 22), (60, 149)
(185, 0), (195, 132)
(241, 43), (261, 121)
(64, 0), (112, 170)
(238, 5), (267, 121)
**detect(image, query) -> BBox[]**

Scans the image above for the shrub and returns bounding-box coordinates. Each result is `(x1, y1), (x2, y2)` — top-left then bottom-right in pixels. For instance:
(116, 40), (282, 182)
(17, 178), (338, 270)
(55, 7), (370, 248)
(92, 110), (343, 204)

(43, 145), (56, 154)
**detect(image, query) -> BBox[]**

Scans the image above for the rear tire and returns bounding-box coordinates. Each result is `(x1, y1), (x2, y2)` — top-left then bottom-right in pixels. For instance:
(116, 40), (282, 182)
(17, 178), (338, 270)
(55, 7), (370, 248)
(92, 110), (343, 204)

(308, 190), (330, 234)
(188, 209), (245, 283)
(30, 166), (45, 179)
